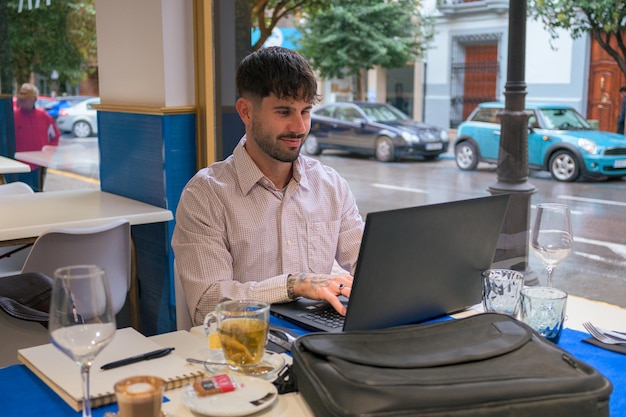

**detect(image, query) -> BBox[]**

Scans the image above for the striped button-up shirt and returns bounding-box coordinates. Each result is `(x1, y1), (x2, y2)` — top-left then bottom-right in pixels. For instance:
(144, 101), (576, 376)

(172, 137), (365, 325)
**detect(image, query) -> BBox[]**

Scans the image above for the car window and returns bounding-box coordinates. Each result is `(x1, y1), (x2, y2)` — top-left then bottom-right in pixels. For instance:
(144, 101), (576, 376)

(539, 108), (591, 130)
(315, 107), (335, 118)
(361, 105), (407, 122)
(335, 107), (362, 123)
(471, 108), (500, 124)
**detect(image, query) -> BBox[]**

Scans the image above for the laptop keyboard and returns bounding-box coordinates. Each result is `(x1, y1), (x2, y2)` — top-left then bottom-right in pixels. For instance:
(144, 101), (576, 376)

(301, 308), (345, 329)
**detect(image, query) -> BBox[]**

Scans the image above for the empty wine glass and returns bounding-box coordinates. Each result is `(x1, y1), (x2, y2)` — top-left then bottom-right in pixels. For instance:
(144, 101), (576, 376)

(530, 203), (573, 287)
(49, 265), (116, 417)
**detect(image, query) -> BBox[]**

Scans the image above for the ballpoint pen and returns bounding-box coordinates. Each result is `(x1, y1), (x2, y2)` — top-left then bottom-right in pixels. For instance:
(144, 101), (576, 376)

(100, 347), (175, 370)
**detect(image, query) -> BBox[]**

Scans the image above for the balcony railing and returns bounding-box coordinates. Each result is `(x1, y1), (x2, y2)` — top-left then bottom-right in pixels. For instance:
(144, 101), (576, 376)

(437, 0), (509, 15)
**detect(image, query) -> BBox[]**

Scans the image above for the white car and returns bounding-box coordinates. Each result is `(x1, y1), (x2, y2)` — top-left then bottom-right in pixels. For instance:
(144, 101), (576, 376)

(56, 97), (100, 138)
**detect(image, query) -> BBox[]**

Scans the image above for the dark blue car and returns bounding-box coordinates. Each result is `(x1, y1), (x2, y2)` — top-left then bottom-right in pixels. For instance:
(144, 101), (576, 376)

(306, 102), (449, 162)
(455, 102), (626, 182)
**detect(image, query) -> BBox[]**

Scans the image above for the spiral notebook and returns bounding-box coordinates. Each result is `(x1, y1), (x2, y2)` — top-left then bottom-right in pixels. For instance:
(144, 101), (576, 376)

(17, 327), (204, 412)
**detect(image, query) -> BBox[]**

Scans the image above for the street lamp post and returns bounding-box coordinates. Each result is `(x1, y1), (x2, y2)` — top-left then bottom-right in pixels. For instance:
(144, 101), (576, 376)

(488, 0), (538, 285)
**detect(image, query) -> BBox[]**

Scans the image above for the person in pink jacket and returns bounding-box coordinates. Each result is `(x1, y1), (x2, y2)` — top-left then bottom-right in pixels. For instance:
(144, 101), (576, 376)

(12, 83), (60, 191)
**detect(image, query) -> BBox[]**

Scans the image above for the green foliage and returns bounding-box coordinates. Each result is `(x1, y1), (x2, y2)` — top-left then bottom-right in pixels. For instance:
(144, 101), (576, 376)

(7, 0), (96, 88)
(250, 0), (333, 50)
(296, 0), (433, 98)
(529, 0), (626, 76)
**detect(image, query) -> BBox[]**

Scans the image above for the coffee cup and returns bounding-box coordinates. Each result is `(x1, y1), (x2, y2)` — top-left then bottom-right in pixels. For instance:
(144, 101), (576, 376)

(114, 375), (164, 417)
(203, 300), (269, 371)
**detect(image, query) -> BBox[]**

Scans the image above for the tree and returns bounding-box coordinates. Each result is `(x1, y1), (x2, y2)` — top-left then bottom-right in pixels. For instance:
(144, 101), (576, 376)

(529, 0), (626, 77)
(250, 0), (332, 51)
(8, 0), (96, 91)
(296, 0), (433, 100)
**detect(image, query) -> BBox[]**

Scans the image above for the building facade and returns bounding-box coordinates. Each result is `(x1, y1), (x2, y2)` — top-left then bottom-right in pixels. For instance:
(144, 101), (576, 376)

(423, 0), (591, 130)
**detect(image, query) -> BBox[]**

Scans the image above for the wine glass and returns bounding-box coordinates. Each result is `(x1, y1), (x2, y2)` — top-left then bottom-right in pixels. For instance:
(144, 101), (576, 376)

(530, 203), (573, 287)
(49, 265), (117, 417)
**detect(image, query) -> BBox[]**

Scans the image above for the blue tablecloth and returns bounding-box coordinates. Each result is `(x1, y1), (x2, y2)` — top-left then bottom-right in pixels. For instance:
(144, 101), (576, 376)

(2, 321), (624, 416)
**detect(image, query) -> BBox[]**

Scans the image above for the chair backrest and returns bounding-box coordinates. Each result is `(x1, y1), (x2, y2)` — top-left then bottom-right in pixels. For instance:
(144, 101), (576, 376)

(0, 182), (35, 276)
(174, 259), (193, 330)
(21, 219), (131, 315)
(0, 182), (34, 196)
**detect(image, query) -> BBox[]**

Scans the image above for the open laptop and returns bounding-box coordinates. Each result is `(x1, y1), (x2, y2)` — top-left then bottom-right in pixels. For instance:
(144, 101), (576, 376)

(270, 193), (511, 333)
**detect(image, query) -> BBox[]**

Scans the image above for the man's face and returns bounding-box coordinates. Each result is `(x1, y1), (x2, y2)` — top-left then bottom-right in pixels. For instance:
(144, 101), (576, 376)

(248, 94), (312, 163)
(16, 96), (36, 110)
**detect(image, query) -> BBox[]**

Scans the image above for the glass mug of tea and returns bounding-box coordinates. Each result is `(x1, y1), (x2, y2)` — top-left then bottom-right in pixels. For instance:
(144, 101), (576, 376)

(203, 300), (270, 371)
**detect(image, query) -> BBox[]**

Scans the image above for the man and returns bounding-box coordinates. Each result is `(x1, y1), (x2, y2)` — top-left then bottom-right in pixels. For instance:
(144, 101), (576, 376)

(12, 83), (60, 190)
(617, 86), (626, 135)
(172, 47), (365, 325)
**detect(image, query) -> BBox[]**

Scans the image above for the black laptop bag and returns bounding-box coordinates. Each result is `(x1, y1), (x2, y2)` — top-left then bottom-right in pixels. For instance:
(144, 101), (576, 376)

(291, 313), (612, 417)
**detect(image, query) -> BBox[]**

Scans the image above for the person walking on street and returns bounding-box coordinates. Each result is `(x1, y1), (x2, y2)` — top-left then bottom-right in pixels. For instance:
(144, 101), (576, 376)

(11, 83), (60, 191)
(617, 86), (626, 135)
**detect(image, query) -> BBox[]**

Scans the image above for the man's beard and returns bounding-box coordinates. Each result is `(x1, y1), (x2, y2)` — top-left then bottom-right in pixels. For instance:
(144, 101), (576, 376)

(250, 120), (305, 163)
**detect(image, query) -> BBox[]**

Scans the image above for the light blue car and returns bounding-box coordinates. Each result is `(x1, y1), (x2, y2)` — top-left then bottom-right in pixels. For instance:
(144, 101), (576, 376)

(454, 102), (626, 182)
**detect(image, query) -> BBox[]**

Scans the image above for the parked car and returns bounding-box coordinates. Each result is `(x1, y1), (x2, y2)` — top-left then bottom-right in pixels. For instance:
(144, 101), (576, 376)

(305, 102), (449, 162)
(44, 95), (95, 119)
(12, 95), (56, 110)
(454, 102), (626, 182)
(56, 97), (100, 138)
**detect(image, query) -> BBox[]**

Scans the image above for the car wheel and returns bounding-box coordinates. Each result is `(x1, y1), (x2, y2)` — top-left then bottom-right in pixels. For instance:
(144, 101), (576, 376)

(375, 137), (396, 162)
(304, 133), (322, 155)
(549, 150), (579, 182)
(72, 121), (93, 138)
(455, 141), (479, 170)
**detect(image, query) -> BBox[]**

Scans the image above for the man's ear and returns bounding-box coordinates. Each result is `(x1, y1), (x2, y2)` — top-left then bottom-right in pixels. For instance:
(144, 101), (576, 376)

(236, 97), (252, 125)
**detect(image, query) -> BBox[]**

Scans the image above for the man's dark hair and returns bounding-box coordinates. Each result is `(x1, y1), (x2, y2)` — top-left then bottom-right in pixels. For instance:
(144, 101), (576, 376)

(620, 86), (626, 93)
(236, 46), (320, 105)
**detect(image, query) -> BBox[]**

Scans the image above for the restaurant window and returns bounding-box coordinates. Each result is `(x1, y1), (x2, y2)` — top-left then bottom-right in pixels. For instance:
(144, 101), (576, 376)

(5, 1), (100, 192)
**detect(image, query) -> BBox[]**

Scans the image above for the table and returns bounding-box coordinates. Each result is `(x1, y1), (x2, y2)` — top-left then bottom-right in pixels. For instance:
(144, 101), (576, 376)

(0, 155), (30, 184)
(15, 144), (98, 175)
(0, 189), (172, 245)
(0, 189), (173, 329)
(3, 295), (626, 417)
(168, 295), (626, 417)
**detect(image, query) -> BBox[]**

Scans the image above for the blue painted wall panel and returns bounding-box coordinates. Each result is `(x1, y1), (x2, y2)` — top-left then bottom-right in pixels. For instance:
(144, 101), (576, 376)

(97, 110), (196, 335)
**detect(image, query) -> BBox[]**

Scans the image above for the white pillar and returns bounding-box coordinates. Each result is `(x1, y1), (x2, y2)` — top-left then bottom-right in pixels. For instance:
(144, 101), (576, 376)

(367, 66), (387, 103)
(95, 0), (194, 107)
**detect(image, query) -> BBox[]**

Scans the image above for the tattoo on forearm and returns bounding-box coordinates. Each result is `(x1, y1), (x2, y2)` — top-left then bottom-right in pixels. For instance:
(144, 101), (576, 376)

(294, 273), (331, 288)
(287, 274), (296, 299)
(288, 273), (333, 299)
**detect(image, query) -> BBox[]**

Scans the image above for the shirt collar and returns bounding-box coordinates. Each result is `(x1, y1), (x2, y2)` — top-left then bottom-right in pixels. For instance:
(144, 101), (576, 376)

(233, 135), (308, 194)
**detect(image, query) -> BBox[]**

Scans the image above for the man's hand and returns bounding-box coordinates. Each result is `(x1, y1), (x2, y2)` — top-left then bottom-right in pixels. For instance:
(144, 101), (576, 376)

(288, 273), (353, 315)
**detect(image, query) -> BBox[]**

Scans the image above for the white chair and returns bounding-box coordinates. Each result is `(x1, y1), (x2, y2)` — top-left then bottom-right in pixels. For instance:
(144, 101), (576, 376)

(0, 182), (35, 276)
(174, 259), (193, 330)
(21, 219), (131, 315)
(0, 181), (35, 196)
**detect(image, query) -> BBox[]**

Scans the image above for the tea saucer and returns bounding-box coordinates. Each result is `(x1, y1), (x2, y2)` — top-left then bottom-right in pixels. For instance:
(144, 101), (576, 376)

(183, 375), (278, 416)
(202, 349), (285, 381)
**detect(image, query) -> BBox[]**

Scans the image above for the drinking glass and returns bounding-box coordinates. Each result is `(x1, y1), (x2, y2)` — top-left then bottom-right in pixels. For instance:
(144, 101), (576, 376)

(49, 265), (116, 417)
(530, 203), (573, 287)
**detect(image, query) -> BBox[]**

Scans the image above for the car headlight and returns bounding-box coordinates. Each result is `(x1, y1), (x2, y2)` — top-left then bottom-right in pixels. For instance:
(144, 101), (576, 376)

(401, 131), (420, 143)
(440, 130), (449, 141)
(578, 138), (598, 154)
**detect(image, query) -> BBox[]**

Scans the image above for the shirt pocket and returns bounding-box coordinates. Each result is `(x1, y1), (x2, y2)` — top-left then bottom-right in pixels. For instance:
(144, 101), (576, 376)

(307, 220), (341, 273)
